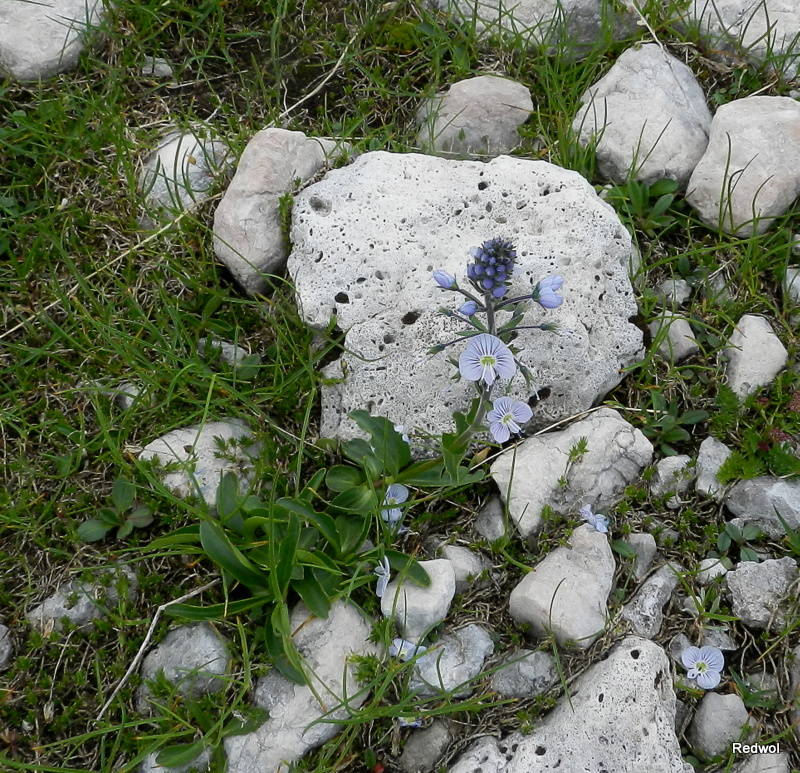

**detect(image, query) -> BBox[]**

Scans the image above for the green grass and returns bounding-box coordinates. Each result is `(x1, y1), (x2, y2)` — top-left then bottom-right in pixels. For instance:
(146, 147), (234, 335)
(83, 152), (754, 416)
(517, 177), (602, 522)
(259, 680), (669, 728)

(3, 0), (800, 770)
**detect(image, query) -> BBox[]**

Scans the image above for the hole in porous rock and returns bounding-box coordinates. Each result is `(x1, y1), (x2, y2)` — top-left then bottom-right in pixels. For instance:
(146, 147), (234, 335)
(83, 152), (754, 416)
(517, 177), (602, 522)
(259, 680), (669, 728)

(535, 747), (546, 756)
(541, 185), (550, 195)
(454, 208), (463, 216)
(335, 292), (349, 304)
(598, 693), (604, 703)
(383, 334), (395, 344)
(402, 311), (420, 325)
(356, 277), (366, 284)
(309, 196), (331, 214)
(516, 201), (527, 210)
(478, 181), (489, 190)
(630, 649), (640, 659)
(314, 252), (323, 263)
(554, 761), (561, 769)
(528, 387), (551, 408)
(485, 202), (493, 212)
(374, 270), (385, 280)
(367, 400), (375, 411)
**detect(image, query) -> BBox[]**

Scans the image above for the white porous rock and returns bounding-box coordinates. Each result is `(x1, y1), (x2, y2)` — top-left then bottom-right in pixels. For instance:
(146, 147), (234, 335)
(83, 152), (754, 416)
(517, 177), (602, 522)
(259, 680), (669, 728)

(688, 693), (753, 759)
(656, 278), (692, 307)
(726, 557), (799, 630)
(491, 638), (691, 773)
(649, 313), (700, 363)
(677, 0), (800, 78)
(735, 753), (791, 773)
(226, 602), (378, 773)
(723, 314), (787, 398)
(410, 624), (494, 697)
(696, 436), (732, 500)
(622, 563), (682, 639)
(573, 44), (711, 186)
(136, 623), (231, 712)
(289, 152), (643, 446)
(697, 557), (729, 585)
(687, 97), (800, 235)
(416, 75), (532, 158)
(509, 524), (614, 649)
(439, 545), (490, 594)
(214, 128), (350, 295)
(623, 532), (658, 582)
(0, 0), (108, 81)
(139, 419), (261, 508)
(448, 737), (510, 773)
(490, 648), (557, 698)
(790, 643), (800, 743)
(424, 0), (637, 54)
(139, 129), (232, 226)
(724, 476), (800, 538)
(26, 565), (137, 632)
(491, 407), (652, 538)
(650, 454), (694, 508)
(381, 559), (456, 641)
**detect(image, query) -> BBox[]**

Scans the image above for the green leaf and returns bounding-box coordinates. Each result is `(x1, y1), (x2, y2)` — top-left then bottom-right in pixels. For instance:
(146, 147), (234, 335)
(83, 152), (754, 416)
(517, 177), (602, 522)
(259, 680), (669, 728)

(98, 507), (121, 525)
(717, 532), (732, 552)
(165, 596), (270, 621)
(385, 550), (430, 587)
(725, 522), (742, 542)
(199, 519), (270, 592)
(326, 465), (365, 492)
(128, 506), (154, 528)
(292, 569), (332, 619)
(221, 707), (270, 738)
(275, 514), (300, 596)
(679, 409), (710, 425)
(156, 740), (206, 768)
(275, 497), (340, 551)
(116, 520), (134, 540)
(334, 515), (370, 557)
(148, 524), (201, 549)
(349, 410), (411, 477)
(265, 605), (307, 685)
(216, 471), (242, 524)
(111, 477), (136, 512)
(77, 520), (113, 542)
(649, 178), (679, 197)
(342, 438), (382, 480)
(740, 547), (760, 562)
(611, 539), (636, 559)
(741, 524), (761, 542)
(328, 486), (376, 517)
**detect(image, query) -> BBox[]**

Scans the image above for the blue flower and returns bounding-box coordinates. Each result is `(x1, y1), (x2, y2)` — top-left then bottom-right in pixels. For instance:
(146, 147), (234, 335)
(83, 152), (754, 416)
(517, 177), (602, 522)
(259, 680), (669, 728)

(433, 270), (456, 289)
(681, 645), (724, 690)
(398, 716), (423, 728)
(382, 483), (409, 525)
(579, 504), (609, 533)
(467, 238), (516, 299)
(459, 300), (478, 316)
(389, 637), (427, 661)
(374, 556), (391, 598)
(458, 334), (515, 386)
(486, 397), (533, 443)
(533, 275), (564, 309)
(394, 424), (411, 444)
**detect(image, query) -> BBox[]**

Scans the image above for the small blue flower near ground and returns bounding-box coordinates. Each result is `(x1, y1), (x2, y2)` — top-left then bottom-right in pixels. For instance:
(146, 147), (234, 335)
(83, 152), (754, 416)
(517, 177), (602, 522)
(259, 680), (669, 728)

(579, 504), (609, 533)
(433, 270), (456, 289)
(374, 556), (391, 598)
(533, 275), (565, 309)
(487, 397), (533, 443)
(681, 645), (724, 689)
(398, 717), (423, 728)
(394, 424), (411, 444)
(382, 483), (409, 525)
(459, 334), (515, 386)
(389, 638), (427, 661)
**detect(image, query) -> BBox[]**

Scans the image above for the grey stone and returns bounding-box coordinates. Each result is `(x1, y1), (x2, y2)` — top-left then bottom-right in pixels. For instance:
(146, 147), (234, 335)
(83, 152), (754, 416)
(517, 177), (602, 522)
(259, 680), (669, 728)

(473, 497), (507, 542)
(723, 315), (787, 398)
(783, 266), (800, 305)
(650, 454), (694, 508)
(448, 737), (509, 773)
(225, 602), (378, 773)
(398, 720), (453, 773)
(624, 532), (658, 582)
(139, 418), (261, 508)
(697, 557), (728, 585)
(491, 407), (652, 538)
(649, 313), (700, 363)
(675, 698), (691, 735)
(288, 152), (643, 447)
(700, 628), (737, 652)
(489, 648), (557, 698)
(416, 75), (532, 158)
(622, 563), (681, 638)
(742, 670), (781, 701)
(687, 97), (800, 235)
(724, 476), (800, 538)
(735, 753), (791, 773)
(140, 747), (211, 773)
(139, 129), (232, 226)
(688, 692), (752, 759)
(0, 625), (12, 668)
(26, 565), (137, 632)
(136, 623), (230, 712)
(141, 56), (173, 78)
(381, 559), (456, 641)
(656, 278), (692, 307)
(410, 624), (494, 697)
(573, 44), (711, 186)
(790, 643), (800, 743)
(109, 381), (145, 411)
(439, 545), (490, 593)
(0, 0), (108, 81)
(509, 524), (615, 650)
(495, 638), (691, 773)
(668, 633), (693, 666)
(726, 557), (799, 630)
(198, 337), (256, 370)
(695, 436), (732, 500)
(214, 128), (350, 295)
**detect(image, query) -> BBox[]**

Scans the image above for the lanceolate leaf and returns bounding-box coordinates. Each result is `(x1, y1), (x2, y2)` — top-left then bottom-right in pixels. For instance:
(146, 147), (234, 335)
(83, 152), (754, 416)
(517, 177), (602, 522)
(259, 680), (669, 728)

(199, 519), (270, 592)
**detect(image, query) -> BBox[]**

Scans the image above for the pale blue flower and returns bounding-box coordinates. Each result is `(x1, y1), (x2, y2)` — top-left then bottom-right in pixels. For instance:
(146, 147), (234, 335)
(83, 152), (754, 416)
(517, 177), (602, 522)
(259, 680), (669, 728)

(459, 300), (478, 316)
(389, 637), (427, 661)
(579, 504), (609, 533)
(681, 645), (724, 690)
(374, 556), (391, 598)
(433, 270), (456, 289)
(487, 397), (533, 443)
(533, 275), (564, 309)
(394, 424), (411, 444)
(382, 483), (409, 525)
(458, 334), (515, 386)
(399, 716), (423, 728)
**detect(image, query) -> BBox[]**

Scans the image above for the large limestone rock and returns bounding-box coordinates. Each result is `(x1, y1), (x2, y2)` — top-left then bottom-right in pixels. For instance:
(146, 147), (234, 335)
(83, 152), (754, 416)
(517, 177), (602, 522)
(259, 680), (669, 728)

(225, 602), (378, 773)
(573, 43), (711, 186)
(686, 97), (800, 235)
(0, 0), (109, 81)
(289, 152), (643, 445)
(491, 407), (653, 538)
(213, 128), (350, 294)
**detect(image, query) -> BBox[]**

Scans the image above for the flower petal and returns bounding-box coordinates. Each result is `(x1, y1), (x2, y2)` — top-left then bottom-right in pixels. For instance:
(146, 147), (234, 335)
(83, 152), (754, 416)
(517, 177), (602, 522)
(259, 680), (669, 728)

(490, 421), (511, 443)
(698, 646), (724, 673)
(681, 646), (701, 669)
(695, 669), (721, 690)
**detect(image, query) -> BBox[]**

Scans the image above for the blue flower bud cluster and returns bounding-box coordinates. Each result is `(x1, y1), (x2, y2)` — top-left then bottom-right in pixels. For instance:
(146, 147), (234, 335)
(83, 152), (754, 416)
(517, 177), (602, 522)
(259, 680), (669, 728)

(466, 238), (517, 300)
